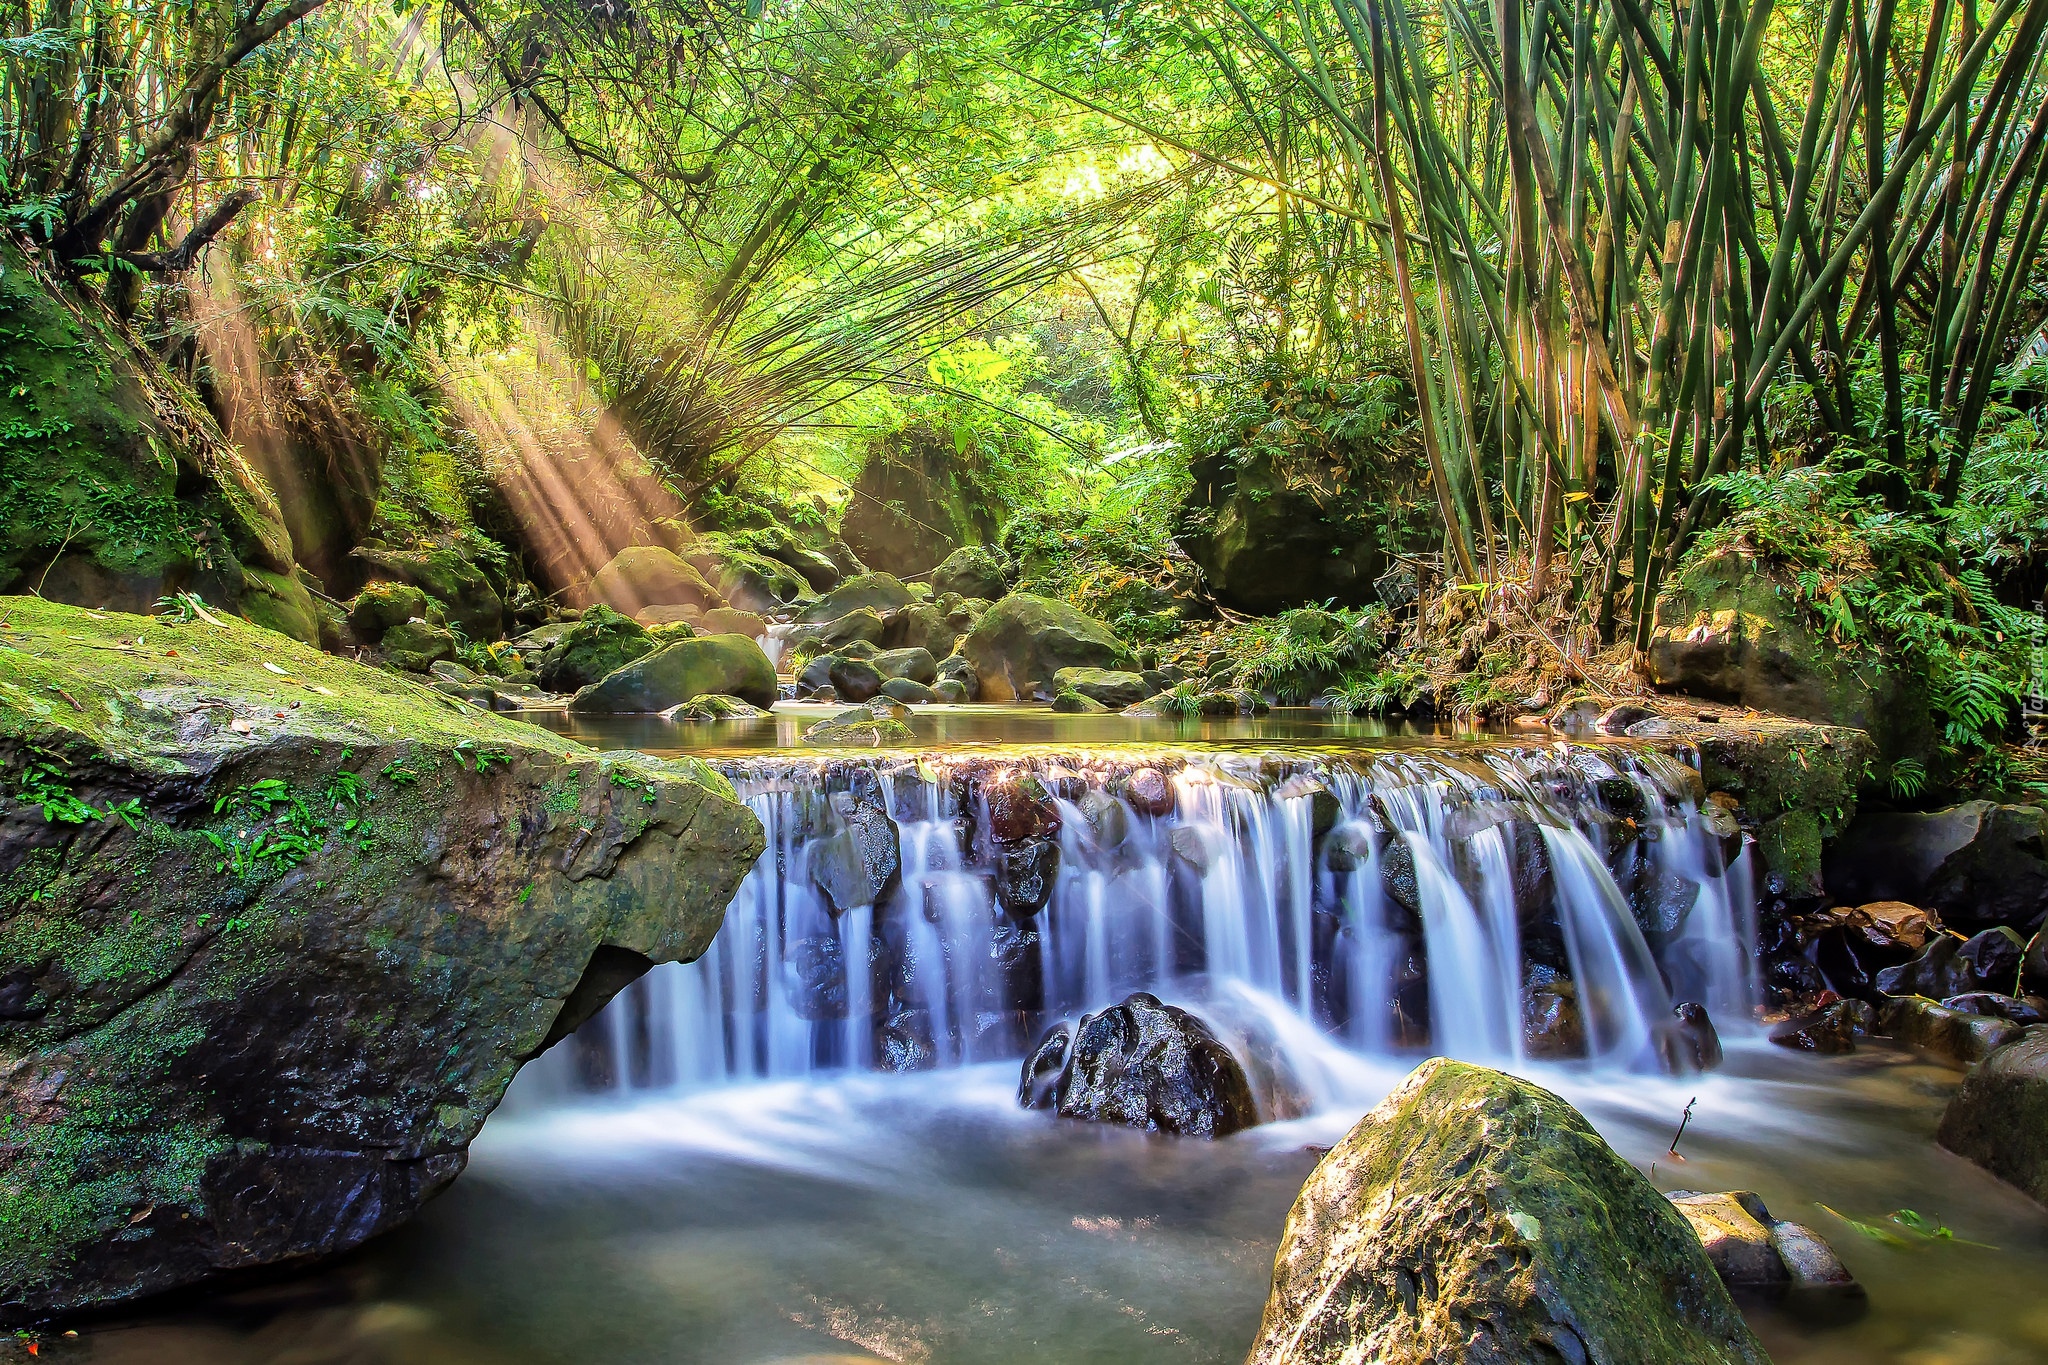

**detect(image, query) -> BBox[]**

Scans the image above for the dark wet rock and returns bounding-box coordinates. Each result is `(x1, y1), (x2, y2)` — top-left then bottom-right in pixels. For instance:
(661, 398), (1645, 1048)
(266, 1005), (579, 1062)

(0, 599), (762, 1322)
(1596, 702), (1658, 734)
(931, 545), (1012, 601)
(879, 677), (935, 705)
(995, 837), (1060, 916)
(345, 582), (428, 643)
(1050, 689), (1109, 713)
(568, 634), (778, 712)
(1631, 866), (1703, 939)
(1246, 1059), (1767, 1365)
(935, 653), (980, 701)
(1769, 1000), (1872, 1053)
(1051, 667), (1150, 709)
(794, 572), (918, 625)
(805, 794), (901, 918)
(797, 654), (839, 693)
(1380, 838), (1420, 914)
(827, 657), (885, 703)
(1273, 777), (1342, 836)
(1523, 978), (1586, 1059)
(1765, 953), (1831, 1012)
(1177, 443), (1385, 615)
(986, 775), (1056, 843)
(878, 1009), (938, 1072)
(1124, 767), (1174, 816)
(987, 920), (1044, 1014)
(786, 935), (871, 1021)
(1942, 992), (2048, 1025)
(873, 647), (938, 685)
(1879, 995), (2023, 1067)
(589, 545), (723, 616)
(1019, 1024), (1070, 1108)
(1667, 1001), (1725, 1071)
(1321, 823), (1375, 873)
(1666, 1193), (1787, 1290)
(1876, 927), (2028, 1000)
(1938, 1027), (2048, 1203)
(534, 603), (654, 692)
(379, 618), (457, 672)
(1026, 993), (1259, 1139)
(960, 593), (1137, 701)
(1825, 801), (2048, 935)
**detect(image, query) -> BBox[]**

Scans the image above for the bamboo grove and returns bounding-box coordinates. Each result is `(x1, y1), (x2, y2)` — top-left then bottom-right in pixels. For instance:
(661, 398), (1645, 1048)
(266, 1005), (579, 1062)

(1205, 0), (2048, 643)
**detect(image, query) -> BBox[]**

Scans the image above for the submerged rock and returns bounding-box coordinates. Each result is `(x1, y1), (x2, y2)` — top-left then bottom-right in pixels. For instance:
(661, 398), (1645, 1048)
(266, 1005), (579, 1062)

(1245, 1059), (1767, 1365)
(0, 598), (763, 1322)
(1020, 993), (1259, 1139)
(1666, 1190), (1862, 1314)
(1770, 1000), (1873, 1053)
(1938, 1028), (2048, 1203)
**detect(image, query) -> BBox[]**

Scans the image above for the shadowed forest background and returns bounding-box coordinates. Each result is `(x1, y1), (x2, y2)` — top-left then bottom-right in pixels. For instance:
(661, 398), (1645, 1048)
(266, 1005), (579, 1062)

(4, 0), (2048, 799)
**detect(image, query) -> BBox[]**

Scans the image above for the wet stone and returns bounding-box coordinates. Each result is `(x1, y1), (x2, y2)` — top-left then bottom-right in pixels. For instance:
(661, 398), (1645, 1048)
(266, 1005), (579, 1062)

(1025, 992), (1260, 1139)
(995, 837), (1060, 917)
(1124, 766), (1175, 816)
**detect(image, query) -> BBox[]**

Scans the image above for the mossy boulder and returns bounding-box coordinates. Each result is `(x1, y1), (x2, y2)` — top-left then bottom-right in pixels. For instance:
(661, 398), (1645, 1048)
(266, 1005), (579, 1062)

(379, 618), (458, 673)
(567, 634), (777, 712)
(0, 240), (293, 617)
(840, 420), (1001, 576)
(346, 583), (429, 643)
(1051, 690), (1109, 713)
(1938, 1028), (2048, 1202)
(0, 596), (761, 1322)
(589, 546), (725, 615)
(534, 604), (654, 694)
(698, 607), (769, 639)
(237, 567), (322, 646)
(873, 647), (938, 685)
(682, 536), (813, 614)
(667, 694), (767, 721)
(931, 545), (1011, 601)
(1694, 718), (1871, 898)
(1246, 1059), (1767, 1365)
(802, 707), (916, 747)
(352, 543), (504, 640)
(1052, 667), (1150, 709)
(794, 572), (917, 625)
(787, 607), (888, 653)
(961, 594), (1137, 702)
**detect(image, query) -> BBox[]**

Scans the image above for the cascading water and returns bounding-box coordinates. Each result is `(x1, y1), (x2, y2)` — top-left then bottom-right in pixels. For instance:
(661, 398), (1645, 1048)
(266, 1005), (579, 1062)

(532, 742), (1757, 1102)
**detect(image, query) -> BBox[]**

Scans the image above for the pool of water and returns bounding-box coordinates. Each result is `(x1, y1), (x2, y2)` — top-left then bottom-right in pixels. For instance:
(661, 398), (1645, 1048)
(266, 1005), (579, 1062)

(523, 702), (1466, 755)
(63, 1043), (2048, 1365)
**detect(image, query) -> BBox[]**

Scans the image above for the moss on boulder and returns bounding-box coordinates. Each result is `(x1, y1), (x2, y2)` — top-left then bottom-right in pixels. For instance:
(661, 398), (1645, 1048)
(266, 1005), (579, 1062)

(1247, 1059), (1766, 1365)
(346, 582), (429, 643)
(0, 596), (761, 1323)
(567, 633), (777, 712)
(352, 543), (504, 640)
(589, 546), (725, 615)
(534, 604), (654, 693)
(1938, 1028), (2048, 1202)
(961, 594), (1136, 702)
(794, 572), (917, 625)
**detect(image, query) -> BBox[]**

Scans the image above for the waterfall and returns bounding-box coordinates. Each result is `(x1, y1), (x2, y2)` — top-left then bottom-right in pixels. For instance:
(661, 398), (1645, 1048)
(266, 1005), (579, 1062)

(540, 742), (1756, 1097)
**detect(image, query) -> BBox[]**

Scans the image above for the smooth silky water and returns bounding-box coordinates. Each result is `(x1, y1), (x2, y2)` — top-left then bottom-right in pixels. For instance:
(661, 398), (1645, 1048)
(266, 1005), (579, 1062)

(75, 709), (2048, 1365)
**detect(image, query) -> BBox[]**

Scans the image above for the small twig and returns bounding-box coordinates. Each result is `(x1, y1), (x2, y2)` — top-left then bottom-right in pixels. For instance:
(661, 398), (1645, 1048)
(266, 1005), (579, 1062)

(31, 513), (83, 598)
(1668, 1096), (1698, 1159)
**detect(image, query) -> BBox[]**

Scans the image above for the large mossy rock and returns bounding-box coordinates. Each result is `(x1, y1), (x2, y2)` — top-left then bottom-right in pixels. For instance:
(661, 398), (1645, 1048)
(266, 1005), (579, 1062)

(567, 633), (777, 712)
(0, 241), (295, 620)
(533, 604), (654, 693)
(1646, 548), (1938, 776)
(931, 545), (1011, 601)
(1938, 1028), (2048, 1202)
(0, 597), (761, 1322)
(840, 420), (1001, 576)
(1692, 716), (1872, 898)
(1176, 446), (1383, 614)
(794, 572), (917, 625)
(1246, 1059), (1767, 1365)
(589, 546), (725, 616)
(352, 543), (504, 640)
(960, 594), (1137, 702)
(1825, 801), (2048, 935)
(680, 535), (813, 614)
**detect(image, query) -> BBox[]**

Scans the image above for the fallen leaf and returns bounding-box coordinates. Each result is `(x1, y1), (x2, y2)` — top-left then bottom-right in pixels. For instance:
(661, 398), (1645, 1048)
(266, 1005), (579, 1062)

(262, 662), (288, 675)
(230, 718), (253, 735)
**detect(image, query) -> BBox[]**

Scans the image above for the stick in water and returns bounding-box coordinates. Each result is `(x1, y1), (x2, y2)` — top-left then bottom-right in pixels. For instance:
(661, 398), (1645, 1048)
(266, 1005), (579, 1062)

(1668, 1096), (1698, 1159)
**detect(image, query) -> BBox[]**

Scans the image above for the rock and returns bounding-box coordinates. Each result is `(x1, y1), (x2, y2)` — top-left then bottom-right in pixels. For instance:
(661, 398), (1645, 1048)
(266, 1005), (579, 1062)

(589, 546), (724, 615)
(787, 607), (888, 652)
(1051, 667), (1150, 709)
(1380, 838), (1420, 914)
(696, 607), (769, 638)
(879, 601), (956, 657)
(352, 543), (505, 639)
(794, 572), (918, 625)
(1876, 927), (2028, 999)
(873, 647), (938, 685)
(0, 597), (761, 1322)
(1695, 721), (1872, 899)
(1549, 698), (1605, 734)
(1668, 1001), (1725, 1071)
(1937, 1027), (2048, 1202)
(1025, 993), (1259, 1138)
(1596, 702), (1659, 734)
(568, 634), (778, 712)
(1124, 767), (1174, 816)
(878, 1009), (938, 1071)
(1051, 689), (1109, 713)
(935, 653), (980, 701)
(986, 774), (1056, 843)
(1809, 900), (1943, 952)
(1019, 1025), (1069, 1109)
(664, 694), (767, 721)
(534, 603), (654, 693)
(1075, 789), (1129, 852)
(995, 837), (1060, 916)
(682, 537), (811, 613)
(1824, 801), (2048, 934)
(379, 618), (457, 672)
(802, 709), (915, 747)
(841, 421), (1002, 575)
(960, 594), (1137, 702)
(809, 685), (838, 703)
(1246, 1059), (1767, 1365)
(345, 582), (428, 643)
(879, 677), (935, 705)
(1769, 1000), (1872, 1053)
(931, 545), (1011, 600)
(1523, 979), (1587, 1059)
(808, 795), (901, 915)
(931, 679), (969, 704)
(1942, 991), (2048, 1024)
(633, 604), (700, 627)
(1665, 1193), (1788, 1290)
(825, 657), (884, 703)
(786, 934), (855, 1020)
(1176, 439), (1384, 614)
(1878, 995), (2023, 1067)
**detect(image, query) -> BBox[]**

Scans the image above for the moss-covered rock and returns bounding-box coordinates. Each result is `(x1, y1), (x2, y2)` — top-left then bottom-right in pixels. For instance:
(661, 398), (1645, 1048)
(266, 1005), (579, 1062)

(0, 596), (761, 1322)
(589, 546), (725, 615)
(1052, 667), (1150, 709)
(0, 241), (293, 617)
(1938, 1028), (2048, 1202)
(533, 604), (653, 694)
(801, 708), (916, 747)
(346, 582), (429, 642)
(682, 536), (813, 614)
(931, 545), (1011, 601)
(237, 567), (322, 646)
(350, 543), (505, 640)
(961, 594), (1136, 702)
(1246, 1059), (1766, 1365)
(1694, 719), (1871, 898)
(667, 694), (768, 721)
(379, 618), (458, 673)
(794, 572), (917, 625)
(567, 634), (777, 712)
(1051, 689), (1109, 713)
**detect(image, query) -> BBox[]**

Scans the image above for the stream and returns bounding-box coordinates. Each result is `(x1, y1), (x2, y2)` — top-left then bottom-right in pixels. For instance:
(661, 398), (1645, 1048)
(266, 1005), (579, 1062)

(66, 710), (2048, 1365)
